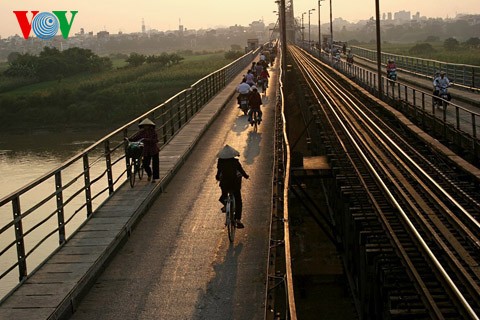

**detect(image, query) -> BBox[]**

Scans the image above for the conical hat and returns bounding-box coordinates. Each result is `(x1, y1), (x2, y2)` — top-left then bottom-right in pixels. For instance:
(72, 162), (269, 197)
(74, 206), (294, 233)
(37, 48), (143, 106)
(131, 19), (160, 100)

(217, 144), (240, 159)
(139, 118), (155, 127)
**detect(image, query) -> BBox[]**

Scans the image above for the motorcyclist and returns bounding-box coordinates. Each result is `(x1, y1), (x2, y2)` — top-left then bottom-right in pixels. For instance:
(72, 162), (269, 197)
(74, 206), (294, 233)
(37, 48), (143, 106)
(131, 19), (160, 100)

(236, 78), (251, 106)
(433, 71), (451, 104)
(386, 59), (396, 74)
(386, 59), (397, 81)
(346, 49), (354, 65)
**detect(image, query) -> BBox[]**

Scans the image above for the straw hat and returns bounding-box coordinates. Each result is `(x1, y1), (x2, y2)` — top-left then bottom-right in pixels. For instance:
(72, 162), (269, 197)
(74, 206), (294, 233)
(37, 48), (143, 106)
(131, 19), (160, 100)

(217, 145), (240, 159)
(138, 118), (155, 127)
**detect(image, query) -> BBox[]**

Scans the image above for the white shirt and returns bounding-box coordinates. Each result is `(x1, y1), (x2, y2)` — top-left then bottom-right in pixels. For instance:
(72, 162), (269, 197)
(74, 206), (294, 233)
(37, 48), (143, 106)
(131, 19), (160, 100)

(434, 76), (450, 89)
(237, 82), (251, 94)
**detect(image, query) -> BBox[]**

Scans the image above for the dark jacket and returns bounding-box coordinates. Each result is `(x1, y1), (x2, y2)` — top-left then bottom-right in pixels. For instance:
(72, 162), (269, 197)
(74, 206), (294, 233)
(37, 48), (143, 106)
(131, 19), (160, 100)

(216, 158), (248, 190)
(248, 91), (262, 109)
(131, 127), (160, 156)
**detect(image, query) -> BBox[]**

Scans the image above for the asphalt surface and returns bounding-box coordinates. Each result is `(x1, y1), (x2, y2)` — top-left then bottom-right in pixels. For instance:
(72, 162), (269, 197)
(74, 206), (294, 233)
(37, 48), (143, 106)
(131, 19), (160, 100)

(68, 67), (278, 320)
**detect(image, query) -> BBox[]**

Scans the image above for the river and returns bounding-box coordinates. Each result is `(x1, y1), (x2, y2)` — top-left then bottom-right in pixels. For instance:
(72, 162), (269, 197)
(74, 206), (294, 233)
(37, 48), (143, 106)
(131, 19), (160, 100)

(0, 127), (112, 299)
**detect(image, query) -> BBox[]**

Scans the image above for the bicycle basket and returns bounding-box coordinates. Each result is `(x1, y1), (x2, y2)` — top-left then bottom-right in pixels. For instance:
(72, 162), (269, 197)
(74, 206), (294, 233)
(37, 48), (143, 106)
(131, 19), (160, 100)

(126, 141), (144, 158)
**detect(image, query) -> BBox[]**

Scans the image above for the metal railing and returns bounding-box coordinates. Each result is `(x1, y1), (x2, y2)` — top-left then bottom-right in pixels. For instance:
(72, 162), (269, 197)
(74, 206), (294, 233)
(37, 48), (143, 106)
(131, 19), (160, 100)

(0, 50), (255, 299)
(350, 46), (480, 91)
(329, 56), (480, 162)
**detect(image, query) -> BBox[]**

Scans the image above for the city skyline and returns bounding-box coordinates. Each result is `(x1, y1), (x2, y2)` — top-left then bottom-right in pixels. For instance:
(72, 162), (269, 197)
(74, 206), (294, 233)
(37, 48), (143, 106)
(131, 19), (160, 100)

(0, 0), (478, 39)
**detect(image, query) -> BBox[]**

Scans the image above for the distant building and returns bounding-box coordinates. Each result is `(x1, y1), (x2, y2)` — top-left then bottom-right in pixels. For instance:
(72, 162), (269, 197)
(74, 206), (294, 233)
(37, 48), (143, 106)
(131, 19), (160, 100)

(394, 10), (411, 22)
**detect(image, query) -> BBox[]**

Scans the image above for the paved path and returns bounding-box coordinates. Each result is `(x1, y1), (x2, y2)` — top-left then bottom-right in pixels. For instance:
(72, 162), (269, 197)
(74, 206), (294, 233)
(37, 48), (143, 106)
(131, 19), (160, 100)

(0, 58), (278, 320)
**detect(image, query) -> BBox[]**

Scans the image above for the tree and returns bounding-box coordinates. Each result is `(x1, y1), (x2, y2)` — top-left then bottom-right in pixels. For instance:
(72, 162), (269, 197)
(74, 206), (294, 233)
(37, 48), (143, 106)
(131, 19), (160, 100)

(7, 52), (21, 63)
(409, 43), (435, 55)
(464, 37), (480, 48)
(444, 37), (460, 51)
(126, 53), (146, 67)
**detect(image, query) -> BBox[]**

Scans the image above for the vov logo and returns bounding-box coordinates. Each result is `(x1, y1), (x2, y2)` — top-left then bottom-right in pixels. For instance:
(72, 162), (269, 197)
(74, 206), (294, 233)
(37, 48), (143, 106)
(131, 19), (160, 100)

(13, 11), (78, 40)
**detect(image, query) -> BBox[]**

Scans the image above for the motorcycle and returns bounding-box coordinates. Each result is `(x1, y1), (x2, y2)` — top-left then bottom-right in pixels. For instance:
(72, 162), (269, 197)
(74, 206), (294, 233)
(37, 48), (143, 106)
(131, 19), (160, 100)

(387, 68), (397, 82)
(433, 85), (451, 109)
(238, 94), (249, 115)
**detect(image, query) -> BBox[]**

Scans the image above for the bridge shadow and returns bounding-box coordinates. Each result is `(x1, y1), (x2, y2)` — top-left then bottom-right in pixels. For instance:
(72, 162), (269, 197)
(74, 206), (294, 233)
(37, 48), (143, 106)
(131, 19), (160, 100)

(232, 112), (250, 135)
(194, 242), (244, 319)
(243, 131), (261, 165)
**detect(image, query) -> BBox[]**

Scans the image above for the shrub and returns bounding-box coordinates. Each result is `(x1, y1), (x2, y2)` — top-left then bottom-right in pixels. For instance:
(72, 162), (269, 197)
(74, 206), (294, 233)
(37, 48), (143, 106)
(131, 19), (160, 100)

(409, 43), (435, 55)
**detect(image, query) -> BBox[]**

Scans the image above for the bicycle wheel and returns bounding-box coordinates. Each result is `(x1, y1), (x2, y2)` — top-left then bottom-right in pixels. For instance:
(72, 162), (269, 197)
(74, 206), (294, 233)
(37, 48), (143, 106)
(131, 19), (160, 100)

(129, 160), (136, 188)
(226, 194), (236, 242)
(137, 158), (144, 180)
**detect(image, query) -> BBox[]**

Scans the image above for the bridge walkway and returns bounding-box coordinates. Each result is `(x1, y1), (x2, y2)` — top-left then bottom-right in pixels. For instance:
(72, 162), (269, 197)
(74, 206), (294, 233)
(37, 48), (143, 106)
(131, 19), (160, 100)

(0, 58), (278, 320)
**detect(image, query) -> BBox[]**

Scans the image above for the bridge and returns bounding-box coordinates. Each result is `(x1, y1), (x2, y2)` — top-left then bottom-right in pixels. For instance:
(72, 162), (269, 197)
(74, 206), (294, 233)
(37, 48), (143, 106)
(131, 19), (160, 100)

(1, 40), (480, 319)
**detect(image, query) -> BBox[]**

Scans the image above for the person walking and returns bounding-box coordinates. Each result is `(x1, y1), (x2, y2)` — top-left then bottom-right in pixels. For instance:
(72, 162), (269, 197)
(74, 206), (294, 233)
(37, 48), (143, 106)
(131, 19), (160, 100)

(131, 118), (160, 183)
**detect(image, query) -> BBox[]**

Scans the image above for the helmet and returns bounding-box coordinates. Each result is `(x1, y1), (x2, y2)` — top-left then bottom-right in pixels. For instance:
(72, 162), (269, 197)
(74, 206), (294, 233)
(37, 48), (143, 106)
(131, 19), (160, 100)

(440, 71), (445, 76)
(251, 85), (257, 91)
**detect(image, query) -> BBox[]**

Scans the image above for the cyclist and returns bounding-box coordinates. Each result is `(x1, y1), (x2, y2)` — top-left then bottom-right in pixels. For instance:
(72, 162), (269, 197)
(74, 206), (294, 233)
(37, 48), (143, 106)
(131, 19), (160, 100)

(247, 86), (263, 125)
(245, 69), (255, 86)
(216, 145), (249, 228)
(258, 66), (270, 89)
(130, 118), (160, 183)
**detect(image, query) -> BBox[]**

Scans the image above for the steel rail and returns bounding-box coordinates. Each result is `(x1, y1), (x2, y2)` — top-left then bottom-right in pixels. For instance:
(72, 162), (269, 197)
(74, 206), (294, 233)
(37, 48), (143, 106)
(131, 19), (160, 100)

(290, 45), (480, 319)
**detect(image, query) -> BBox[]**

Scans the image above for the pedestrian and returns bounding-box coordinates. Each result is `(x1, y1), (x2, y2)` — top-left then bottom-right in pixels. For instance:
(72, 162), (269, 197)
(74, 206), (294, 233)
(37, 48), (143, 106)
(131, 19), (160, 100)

(131, 118), (160, 183)
(215, 145), (249, 228)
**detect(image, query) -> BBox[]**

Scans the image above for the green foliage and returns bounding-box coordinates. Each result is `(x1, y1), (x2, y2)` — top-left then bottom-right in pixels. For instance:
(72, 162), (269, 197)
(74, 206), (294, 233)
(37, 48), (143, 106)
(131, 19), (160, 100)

(126, 52), (146, 67)
(443, 37), (460, 51)
(464, 37), (480, 48)
(4, 47), (112, 81)
(409, 43), (435, 55)
(0, 52), (229, 130)
(224, 50), (243, 60)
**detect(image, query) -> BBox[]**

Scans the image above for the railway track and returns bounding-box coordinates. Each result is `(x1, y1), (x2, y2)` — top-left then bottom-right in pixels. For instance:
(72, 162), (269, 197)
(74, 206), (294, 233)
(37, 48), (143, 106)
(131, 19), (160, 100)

(288, 45), (480, 319)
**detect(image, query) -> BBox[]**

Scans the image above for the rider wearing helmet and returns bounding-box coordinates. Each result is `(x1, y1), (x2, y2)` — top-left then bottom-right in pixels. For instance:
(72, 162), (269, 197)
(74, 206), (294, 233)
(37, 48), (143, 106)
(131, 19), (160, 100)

(433, 71), (451, 102)
(386, 59), (396, 73)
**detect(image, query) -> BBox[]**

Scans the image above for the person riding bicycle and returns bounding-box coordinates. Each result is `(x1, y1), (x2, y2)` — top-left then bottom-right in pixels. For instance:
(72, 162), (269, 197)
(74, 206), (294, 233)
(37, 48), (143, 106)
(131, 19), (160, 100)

(130, 118), (160, 183)
(236, 78), (251, 106)
(258, 67), (270, 89)
(216, 145), (249, 229)
(247, 86), (262, 125)
(245, 69), (255, 86)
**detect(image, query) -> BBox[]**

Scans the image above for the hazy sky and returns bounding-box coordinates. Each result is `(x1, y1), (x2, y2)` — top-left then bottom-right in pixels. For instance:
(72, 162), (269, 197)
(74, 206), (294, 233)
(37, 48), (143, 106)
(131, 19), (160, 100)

(0, 0), (478, 38)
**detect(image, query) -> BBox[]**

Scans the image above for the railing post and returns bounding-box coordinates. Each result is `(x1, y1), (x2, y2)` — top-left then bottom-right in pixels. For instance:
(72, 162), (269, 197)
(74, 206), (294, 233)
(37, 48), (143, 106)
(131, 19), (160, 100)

(12, 197), (27, 281)
(55, 172), (66, 244)
(83, 154), (93, 217)
(104, 140), (114, 195)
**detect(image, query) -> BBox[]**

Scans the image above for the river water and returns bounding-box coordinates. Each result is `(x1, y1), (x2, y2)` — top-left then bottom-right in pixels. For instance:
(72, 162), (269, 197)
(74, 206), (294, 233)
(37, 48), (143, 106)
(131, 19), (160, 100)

(0, 127), (112, 299)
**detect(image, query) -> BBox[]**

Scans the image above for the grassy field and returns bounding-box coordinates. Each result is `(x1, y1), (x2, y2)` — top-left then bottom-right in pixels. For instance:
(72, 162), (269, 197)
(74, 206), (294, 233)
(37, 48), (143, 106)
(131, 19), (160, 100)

(0, 52), (232, 130)
(357, 43), (480, 66)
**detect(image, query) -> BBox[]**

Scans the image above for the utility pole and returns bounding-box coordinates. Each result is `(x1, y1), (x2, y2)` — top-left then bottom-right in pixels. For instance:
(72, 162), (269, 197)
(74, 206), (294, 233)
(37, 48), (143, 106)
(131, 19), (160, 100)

(329, 0), (333, 62)
(308, 8), (315, 46)
(375, 0), (383, 97)
(318, 0), (325, 52)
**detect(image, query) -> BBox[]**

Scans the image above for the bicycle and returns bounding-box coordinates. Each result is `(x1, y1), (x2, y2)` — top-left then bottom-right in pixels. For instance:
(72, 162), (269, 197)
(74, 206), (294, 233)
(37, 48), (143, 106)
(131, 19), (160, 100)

(224, 191), (236, 242)
(125, 139), (144, 188)
(250, 109), (261, 132)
